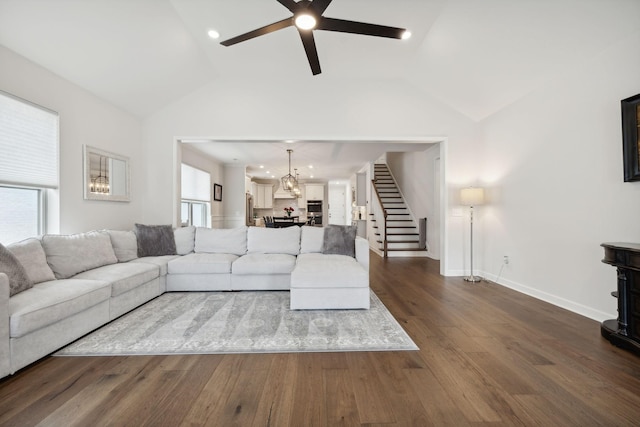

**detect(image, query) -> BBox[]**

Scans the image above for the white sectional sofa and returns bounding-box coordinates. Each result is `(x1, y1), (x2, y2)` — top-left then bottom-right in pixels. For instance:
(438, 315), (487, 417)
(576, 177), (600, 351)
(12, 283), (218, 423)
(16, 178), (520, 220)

(0, 224), (369, 378)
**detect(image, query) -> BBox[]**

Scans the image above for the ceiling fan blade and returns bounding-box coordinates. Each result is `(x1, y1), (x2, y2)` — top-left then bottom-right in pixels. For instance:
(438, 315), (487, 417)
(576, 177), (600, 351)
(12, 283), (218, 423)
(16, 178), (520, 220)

(311, 0), (333, 15)
(220, 17), (293, 46)
(317, 17), (406, 39)
(298, 31), (321, 75)
(276, 0), (298, 13)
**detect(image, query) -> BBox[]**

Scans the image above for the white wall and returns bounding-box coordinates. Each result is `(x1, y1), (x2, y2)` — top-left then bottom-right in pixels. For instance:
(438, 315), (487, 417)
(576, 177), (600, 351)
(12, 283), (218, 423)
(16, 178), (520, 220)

(387, 143), (441, 259)
(223, 165), (247, 228)
(142, 76), (480, 273)
(0, 46), (144, 233)
(181, 144), (224, 227)
(480, 30), (640, 321)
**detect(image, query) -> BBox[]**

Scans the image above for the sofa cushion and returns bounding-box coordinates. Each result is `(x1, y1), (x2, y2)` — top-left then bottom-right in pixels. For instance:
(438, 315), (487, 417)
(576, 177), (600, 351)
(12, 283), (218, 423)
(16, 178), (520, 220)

(168, 253), (238, 274)
(9, 278), (111, 338)
(232, 253), (297, 275)
(7, 238), (56, 284)
(0, 243), (33, 296)
(73, 262), (159, 297)
(131, 255), (181, 276)
(292, 253), (368, 288)
(322, 224), (357, 257)
(134, 224), (177, 257)
(195, 227), (247, 256)
(106, 230), (138, 262)
(42, 231), (118, 279)
(247, 226), (300, 255)
(174, 226), (196, 255)
(300, 226), (324, 254)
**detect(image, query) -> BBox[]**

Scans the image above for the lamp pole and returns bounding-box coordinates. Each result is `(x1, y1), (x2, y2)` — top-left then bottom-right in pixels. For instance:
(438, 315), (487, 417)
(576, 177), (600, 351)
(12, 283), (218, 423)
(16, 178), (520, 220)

(460, 186), (484, 283)
(464, 204), (482, 282)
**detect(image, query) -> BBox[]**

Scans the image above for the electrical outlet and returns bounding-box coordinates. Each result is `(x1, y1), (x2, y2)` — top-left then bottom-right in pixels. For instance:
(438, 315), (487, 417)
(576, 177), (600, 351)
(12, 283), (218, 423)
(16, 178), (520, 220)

(503, 255), (509, 265)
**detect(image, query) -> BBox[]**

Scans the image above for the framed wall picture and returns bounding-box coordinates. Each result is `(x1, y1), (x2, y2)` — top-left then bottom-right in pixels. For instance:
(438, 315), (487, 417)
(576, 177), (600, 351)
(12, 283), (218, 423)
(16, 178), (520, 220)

(622, 93), (640, 182)
(213, 183), (223, 201)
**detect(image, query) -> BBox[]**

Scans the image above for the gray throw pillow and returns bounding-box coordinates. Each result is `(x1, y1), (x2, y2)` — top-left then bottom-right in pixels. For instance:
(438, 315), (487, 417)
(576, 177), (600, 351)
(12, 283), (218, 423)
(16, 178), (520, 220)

(134, 224), (177, 257)
(0, 242), (33, 296)
(8, 238), (56, 284)
(322, 225), (357, 257)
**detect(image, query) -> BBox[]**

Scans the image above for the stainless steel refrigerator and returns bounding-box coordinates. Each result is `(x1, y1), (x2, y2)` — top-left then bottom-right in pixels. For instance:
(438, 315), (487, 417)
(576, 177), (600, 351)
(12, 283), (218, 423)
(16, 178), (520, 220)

(245, 193), (254, 226)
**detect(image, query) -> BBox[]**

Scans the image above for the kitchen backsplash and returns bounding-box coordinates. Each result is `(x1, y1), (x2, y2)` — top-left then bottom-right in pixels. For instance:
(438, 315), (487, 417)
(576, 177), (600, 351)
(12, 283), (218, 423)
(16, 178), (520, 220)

(273, 198), (303, 216)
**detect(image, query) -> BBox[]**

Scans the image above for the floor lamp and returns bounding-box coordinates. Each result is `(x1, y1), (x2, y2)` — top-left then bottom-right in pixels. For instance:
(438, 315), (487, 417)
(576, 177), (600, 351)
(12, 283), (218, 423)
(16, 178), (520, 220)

(461, 187), (485, 282)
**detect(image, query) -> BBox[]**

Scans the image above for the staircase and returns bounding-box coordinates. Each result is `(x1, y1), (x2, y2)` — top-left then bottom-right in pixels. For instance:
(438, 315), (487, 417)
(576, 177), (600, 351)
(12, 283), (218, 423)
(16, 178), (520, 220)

(371, 164), (427, 256)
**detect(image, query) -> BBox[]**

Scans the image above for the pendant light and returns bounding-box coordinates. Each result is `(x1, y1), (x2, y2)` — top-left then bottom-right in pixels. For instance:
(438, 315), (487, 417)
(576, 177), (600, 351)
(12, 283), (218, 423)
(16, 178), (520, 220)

(292, 168), (301, 197)
(91, 156), (110, 194)
(281, 149), (298, 191)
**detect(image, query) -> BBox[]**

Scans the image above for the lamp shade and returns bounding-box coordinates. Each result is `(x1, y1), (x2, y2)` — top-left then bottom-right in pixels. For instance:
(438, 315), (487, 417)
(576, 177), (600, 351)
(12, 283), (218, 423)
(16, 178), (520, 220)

(460, 187), (485, 206)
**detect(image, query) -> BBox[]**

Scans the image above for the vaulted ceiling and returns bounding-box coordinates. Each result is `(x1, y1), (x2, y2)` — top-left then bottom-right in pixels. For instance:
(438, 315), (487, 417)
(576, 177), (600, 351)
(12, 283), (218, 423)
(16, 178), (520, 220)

(1, 0), (637, 178)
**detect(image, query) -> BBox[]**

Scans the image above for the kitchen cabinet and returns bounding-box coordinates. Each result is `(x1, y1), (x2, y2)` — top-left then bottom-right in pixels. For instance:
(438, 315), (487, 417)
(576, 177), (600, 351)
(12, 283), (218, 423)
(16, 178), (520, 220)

(253, 183), (273, 208)
(305, 184), (324, 201)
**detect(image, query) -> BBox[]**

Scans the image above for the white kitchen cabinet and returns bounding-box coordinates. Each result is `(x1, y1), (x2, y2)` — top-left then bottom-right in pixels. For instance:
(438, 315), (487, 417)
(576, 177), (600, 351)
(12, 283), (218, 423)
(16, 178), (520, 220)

(253, 183), (273, 208)
(305, 184), (324, 201)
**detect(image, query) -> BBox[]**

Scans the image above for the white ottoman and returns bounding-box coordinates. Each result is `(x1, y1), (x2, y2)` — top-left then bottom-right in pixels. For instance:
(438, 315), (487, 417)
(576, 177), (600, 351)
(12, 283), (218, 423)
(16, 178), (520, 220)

(290, 253), (370, 310)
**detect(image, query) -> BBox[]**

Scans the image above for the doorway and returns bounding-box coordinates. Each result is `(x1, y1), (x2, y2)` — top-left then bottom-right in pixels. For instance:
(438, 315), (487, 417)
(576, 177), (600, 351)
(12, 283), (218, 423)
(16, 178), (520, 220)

(328, 183), (347, 225)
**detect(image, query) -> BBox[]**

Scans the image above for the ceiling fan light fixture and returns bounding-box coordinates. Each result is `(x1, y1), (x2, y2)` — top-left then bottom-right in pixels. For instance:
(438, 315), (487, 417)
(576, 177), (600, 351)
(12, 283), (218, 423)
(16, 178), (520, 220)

(401, 30), (412, 40)
(295, 14), (317, 30)
(207, 29), (220, 39)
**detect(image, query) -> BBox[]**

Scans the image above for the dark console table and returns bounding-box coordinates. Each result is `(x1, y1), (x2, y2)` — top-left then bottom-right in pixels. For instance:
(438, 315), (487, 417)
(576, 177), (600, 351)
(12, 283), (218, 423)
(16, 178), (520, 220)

(601, 242), (640, 355)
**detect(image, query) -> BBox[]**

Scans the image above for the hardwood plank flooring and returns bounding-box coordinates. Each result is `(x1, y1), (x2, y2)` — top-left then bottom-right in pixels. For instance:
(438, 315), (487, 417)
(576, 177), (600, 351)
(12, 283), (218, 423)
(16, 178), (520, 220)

(1, 254), (640, 426)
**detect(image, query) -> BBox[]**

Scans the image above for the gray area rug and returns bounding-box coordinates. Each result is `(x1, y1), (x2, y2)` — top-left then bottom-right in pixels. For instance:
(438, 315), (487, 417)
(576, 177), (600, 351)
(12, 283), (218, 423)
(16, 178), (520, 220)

(55, 291), (418, 356)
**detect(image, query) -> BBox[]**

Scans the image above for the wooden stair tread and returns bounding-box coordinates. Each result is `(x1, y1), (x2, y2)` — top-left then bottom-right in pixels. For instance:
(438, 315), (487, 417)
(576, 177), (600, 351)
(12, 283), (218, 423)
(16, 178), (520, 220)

(378, 247), (427, 252)
(387, 232), (419, 236)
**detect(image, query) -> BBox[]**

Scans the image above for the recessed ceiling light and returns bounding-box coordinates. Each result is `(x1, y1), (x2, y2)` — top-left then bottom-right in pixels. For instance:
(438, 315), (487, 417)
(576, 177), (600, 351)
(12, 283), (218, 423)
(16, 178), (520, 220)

(310, 175), (314, 178)
(284, 139), (296, 144)
(266, 171), (270, 174)
(208, 29), (220, 39)
(295, 14), (316, 30)
(259, 165), (264, 169)
(309, 165), (314, 169)
(401, 30), (411, 40)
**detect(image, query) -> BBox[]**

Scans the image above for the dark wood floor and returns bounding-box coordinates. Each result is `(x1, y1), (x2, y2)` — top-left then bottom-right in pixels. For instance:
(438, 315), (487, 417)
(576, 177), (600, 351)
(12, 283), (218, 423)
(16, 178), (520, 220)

(2, 255), (640, 426)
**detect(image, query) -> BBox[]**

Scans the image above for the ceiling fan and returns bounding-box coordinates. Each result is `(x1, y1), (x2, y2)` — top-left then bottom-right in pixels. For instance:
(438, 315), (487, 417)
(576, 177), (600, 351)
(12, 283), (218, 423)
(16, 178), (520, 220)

(220, 0), (408, 75)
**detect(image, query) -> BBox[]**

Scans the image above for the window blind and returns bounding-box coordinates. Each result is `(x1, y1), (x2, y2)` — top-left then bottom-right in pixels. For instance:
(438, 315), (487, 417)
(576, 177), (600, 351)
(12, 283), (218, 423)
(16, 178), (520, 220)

(181, 164), (211, 202)
(0, 91), (59, 188)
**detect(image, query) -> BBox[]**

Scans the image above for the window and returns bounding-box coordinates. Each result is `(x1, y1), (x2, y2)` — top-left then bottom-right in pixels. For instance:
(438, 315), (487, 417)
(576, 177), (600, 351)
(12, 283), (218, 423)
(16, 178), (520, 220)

(0, 91), (59, 244)
(181, 164), (211, 227)
(181, 200), (209, 228)
(0, 186), (43, 243)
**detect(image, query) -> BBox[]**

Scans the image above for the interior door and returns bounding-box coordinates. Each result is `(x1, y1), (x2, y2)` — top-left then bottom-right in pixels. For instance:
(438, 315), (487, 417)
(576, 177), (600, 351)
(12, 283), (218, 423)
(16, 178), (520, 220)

(328, 184), (346, 225)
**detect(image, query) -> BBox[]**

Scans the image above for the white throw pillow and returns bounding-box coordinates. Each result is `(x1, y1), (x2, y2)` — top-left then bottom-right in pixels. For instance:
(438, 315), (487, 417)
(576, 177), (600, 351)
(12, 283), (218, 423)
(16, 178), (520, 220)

(247, 226), (301, 255)
(195, 226), (247, 256)
(174, 226), (196, 255)
(106, 230), (138, 262)
(300, 226), (324, 254)
(42, 231), (118, 279)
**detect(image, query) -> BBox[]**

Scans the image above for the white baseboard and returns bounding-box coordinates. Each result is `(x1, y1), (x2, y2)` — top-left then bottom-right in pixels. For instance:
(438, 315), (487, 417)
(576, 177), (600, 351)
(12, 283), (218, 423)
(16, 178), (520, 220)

(481, 271), (614, 322)
(444, 269), (465, 277)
